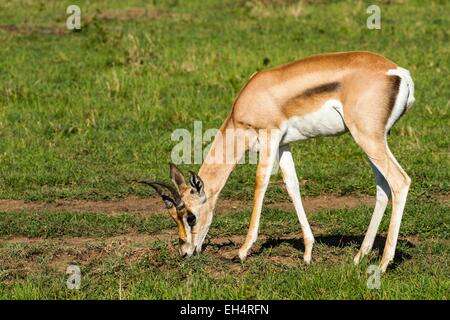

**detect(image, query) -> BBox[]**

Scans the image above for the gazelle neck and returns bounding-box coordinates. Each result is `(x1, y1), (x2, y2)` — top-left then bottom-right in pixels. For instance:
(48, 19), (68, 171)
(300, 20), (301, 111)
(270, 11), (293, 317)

(198, 115), (239, 201)
(193, 115), (250, 250)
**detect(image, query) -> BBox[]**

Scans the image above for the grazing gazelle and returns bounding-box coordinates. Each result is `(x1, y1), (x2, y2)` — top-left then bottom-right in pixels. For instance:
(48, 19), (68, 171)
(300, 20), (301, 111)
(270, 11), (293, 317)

(143, 51), (415, 272)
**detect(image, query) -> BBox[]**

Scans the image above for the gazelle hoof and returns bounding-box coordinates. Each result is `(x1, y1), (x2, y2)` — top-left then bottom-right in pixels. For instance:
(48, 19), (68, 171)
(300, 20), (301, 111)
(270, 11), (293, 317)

(238, 249), (248, 261)
(303, 254), (312, 265)
(379, 259), (391, 273)
(354, 252), (362, 265)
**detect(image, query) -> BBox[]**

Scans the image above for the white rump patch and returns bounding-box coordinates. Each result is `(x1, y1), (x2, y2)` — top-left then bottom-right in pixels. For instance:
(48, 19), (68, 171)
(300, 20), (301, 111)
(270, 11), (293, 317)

(385, 67), (415, 131)
(280, 99), (347, 144)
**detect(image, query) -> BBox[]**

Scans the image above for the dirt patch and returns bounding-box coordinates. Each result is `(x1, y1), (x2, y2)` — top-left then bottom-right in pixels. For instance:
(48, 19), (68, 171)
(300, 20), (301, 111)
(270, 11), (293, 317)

(0, 7), (170, 36)
(0, 232), (176, 278)
(0, 228), (436, 279)
(3, 192), (448, 215)
(434, 193), (450, 206)
(0, 196), (163, 215)
(0, 194), (375, 215)
(93, 7), (169, 21)
(0, 24), (66, 35)
(266, 194), (374, 212)
(0, 232), (176, 246)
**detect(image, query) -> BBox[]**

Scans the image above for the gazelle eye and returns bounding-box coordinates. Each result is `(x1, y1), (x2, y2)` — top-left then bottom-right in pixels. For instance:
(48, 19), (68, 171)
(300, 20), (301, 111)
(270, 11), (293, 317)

(186, 212), (197, 227)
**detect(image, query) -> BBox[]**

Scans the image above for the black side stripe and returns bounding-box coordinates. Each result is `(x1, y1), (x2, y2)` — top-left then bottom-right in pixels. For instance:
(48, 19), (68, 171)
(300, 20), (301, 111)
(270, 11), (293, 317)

(300, 82), (341, 98)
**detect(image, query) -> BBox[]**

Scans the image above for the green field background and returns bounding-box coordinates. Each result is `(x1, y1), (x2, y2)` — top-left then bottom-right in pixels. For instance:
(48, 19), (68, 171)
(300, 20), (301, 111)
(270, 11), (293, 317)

(0, 0), (448, 299)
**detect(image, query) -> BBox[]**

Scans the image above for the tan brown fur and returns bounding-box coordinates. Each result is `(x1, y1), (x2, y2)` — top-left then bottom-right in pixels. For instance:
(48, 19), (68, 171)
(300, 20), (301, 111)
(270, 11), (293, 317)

(231, 51), (398, 130)
(157, 51), (413, 272)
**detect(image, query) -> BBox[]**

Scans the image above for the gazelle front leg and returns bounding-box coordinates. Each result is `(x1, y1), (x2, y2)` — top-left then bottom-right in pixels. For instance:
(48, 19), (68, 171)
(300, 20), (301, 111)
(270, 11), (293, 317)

(278, 144), (315, 264)
(238, 129), (281, 261)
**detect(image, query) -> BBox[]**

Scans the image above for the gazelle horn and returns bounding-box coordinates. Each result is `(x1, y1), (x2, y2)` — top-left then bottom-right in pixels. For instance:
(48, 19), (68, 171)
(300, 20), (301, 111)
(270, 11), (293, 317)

(139, 180), (185, 210)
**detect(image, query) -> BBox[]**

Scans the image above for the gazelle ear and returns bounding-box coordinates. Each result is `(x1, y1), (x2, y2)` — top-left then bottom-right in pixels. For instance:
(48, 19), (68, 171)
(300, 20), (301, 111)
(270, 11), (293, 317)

(188, 170), (204, 196)
(169, 163), (187, 192)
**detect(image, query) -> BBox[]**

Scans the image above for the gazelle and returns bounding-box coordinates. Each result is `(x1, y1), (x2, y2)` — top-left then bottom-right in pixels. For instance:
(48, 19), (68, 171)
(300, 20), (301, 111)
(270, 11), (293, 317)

(143, 51), (415, 272)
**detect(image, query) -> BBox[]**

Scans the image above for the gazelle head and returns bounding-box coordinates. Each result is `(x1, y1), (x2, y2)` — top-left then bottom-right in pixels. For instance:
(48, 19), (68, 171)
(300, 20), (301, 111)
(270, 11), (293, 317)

(140, 163), (206, 257)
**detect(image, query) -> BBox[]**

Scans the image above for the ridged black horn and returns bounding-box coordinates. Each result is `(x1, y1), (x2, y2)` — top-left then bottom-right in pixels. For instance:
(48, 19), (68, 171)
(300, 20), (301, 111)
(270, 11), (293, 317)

(139, 180), (185, 210)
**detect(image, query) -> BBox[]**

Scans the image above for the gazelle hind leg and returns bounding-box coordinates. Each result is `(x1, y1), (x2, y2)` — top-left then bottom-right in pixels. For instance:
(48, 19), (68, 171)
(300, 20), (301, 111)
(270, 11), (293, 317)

(378, 146), (411, 272)
(354, 160), (391, 265)
(278, 144), (315, 263)
(343, 72), (412, 271)
(351, 135), (410, 272)
(238, 129), (281, 260)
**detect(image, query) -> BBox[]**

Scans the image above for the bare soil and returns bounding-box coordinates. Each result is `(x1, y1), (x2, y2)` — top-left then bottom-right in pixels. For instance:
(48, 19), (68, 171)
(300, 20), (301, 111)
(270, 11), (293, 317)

(0, 228), (430, 278)
(0, 194), (375, 215)
(0, 7), (171, 36)
(93, 7), (170, 21)
(0, 193), (447, 277)
(0, 24), (66, 35)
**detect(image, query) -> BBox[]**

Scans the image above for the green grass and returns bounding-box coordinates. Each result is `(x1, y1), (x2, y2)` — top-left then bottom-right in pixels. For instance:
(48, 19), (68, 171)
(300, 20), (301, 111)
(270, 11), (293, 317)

(0, 211), (173, 238)
(0, 0), (448, 201)
(0, 0), (448, 299)
(0, 199), (448, 299)
(1, 254), (448, 299)
(0, 199), (447, 239)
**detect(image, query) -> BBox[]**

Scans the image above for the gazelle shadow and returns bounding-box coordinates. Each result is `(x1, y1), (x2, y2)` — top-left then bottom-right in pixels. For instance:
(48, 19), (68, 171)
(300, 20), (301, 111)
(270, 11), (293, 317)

(258, 235), (415, 270)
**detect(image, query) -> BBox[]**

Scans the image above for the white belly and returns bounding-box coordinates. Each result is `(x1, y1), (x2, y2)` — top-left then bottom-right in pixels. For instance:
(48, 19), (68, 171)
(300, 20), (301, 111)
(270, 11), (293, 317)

(280, 99), (347, 144)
